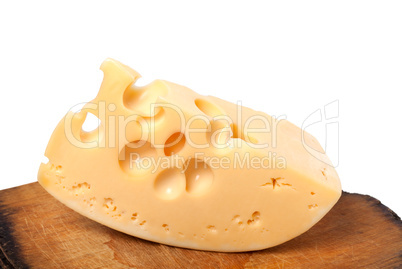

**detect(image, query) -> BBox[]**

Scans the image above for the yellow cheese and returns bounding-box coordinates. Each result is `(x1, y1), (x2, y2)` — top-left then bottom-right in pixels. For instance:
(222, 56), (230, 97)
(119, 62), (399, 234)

(38, 58), (341, 252)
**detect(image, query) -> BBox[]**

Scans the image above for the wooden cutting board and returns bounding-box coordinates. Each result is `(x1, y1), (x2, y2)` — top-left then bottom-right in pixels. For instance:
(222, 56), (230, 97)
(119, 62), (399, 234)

(0, 183), (401, 269)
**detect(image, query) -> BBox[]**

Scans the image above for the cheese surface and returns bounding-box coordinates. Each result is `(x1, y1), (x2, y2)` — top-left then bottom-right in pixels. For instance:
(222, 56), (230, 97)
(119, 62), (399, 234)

(38, 59), (341, 252)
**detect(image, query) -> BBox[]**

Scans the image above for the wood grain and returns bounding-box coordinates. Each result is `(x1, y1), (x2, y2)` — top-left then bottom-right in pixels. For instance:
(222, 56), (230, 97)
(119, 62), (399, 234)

(0, 183), (401, 269)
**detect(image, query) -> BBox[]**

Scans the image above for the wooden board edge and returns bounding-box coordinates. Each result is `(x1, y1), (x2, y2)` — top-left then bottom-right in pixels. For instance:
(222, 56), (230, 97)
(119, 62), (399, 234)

(0, 200), (29, 268)
(342, 190), (402, 226)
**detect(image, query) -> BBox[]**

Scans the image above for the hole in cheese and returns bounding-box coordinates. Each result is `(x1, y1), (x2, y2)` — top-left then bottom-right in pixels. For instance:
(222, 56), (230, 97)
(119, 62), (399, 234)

(80, 112), (103, 143)
(185, 159), (214, 195)
(195, 99), (225, 118)
(81, 112), (101, 132)
(209, 120), (232, 147)
(230, 123), (258, 144)
(119, 140), (158, 176)
(154, 168), (186, 200)
(164, 132), (186, 156)
(41, 156), (49, 165)
(123, 80), (168, 117)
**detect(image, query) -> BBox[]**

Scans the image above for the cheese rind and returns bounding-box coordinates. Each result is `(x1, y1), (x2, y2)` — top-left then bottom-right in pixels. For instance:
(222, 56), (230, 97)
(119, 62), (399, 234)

(38, 58), (341, 252)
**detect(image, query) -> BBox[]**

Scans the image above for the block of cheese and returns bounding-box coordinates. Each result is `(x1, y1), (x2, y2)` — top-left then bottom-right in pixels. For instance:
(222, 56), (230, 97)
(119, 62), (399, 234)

(38, 58), (341, 252)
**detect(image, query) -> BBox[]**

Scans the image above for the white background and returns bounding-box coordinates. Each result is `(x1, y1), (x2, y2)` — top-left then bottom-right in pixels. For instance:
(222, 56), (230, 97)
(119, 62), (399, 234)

(0, 1), (401, 216)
